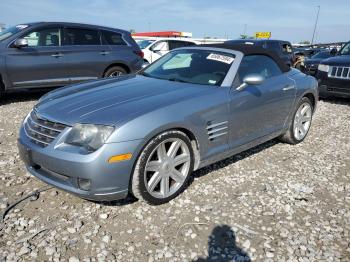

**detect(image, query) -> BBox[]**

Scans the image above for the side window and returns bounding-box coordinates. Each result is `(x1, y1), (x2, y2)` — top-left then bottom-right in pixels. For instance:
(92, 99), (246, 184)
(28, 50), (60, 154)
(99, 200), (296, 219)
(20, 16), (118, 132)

(234, 55), (282, 86)
(168, 41), (194, 50)
(102, 30), (127, 46)
(22, 28), (61, 47)
(64, 28), (100, 45)
(282, 43), (293, 54)
(151, 41), (169, 51)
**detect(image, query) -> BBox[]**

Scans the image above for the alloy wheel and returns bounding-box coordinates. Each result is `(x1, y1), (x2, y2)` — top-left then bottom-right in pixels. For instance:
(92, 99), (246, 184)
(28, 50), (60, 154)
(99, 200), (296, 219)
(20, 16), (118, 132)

(293, 102), (312, 141)
(144, 138), (191, 199)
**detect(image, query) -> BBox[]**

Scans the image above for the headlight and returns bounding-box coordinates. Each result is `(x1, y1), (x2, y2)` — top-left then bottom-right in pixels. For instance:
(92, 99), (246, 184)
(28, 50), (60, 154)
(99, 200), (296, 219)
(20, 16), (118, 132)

(65, 124), (114, 152)
(318, 64), (329, 73)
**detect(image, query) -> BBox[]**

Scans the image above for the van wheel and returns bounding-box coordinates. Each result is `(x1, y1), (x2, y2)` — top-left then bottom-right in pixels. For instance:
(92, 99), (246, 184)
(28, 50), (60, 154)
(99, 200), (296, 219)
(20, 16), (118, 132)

(131, 130), (194, 205)
(104, 66), (127, 77)
(279, 97), (313, 144)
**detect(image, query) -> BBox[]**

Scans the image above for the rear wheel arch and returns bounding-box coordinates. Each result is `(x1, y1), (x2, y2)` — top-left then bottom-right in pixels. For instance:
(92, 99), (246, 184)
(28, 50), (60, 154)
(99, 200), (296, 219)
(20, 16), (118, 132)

(103, 63), (130, 77)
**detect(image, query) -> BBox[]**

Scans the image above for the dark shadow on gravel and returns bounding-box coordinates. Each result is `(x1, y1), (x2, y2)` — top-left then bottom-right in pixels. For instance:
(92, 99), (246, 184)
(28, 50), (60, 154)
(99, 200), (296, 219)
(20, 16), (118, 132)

(194, 225), (251, 262)
(190, 139), (279, 183)
(0, 89), (51, 106)
(319, 97), (350, 106)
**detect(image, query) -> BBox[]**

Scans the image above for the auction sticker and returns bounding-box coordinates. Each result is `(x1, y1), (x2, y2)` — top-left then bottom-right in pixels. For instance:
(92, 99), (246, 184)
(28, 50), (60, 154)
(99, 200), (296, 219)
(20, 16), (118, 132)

(207, 53), (234, 64)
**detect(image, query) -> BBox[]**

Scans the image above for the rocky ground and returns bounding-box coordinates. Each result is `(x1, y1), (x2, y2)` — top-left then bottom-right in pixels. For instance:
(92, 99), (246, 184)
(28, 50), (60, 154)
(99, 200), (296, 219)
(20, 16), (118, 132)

(0, 91), (349, 262)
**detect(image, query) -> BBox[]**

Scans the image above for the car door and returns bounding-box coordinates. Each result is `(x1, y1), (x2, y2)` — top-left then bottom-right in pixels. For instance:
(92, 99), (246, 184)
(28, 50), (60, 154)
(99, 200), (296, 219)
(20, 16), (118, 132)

(228, 55), (296, 149)
(61, 27), (110, 83)
(150, 40), (169, 62)
(5, 26), (69, 88)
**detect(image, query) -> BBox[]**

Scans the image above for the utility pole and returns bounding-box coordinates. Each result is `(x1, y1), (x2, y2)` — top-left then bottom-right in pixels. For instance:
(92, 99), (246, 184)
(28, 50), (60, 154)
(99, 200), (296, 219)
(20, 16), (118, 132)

(243, 24), (247, 35)
(311, 5), (320, 45)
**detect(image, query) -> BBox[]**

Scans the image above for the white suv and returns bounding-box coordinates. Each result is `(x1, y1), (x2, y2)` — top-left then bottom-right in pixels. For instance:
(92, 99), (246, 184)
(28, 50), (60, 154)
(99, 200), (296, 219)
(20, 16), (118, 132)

(137, 38), (198, 64)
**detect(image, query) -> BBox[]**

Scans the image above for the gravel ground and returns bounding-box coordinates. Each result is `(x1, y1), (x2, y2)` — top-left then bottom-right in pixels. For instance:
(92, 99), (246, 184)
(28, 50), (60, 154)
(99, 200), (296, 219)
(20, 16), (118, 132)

(0, 92), (349, 262)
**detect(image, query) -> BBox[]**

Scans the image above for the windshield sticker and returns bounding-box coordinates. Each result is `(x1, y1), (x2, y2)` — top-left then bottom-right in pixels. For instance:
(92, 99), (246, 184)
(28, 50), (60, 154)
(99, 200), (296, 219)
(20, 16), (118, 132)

(207, 53), (235, 64)
(16, 25), (28, 30)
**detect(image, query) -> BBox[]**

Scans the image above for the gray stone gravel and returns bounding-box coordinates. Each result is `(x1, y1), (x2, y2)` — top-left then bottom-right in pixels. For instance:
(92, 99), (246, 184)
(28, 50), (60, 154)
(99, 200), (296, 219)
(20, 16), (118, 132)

(0, 92), (349, 261)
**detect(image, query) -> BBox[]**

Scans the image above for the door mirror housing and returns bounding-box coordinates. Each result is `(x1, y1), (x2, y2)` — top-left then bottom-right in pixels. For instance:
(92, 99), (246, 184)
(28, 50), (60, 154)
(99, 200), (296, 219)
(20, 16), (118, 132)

(14, 38), (28, 48)
(236, 74), (265, 91)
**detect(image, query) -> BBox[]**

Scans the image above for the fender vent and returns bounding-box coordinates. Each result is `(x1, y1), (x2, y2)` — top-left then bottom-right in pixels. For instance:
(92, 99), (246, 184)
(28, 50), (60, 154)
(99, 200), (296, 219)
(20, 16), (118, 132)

(207, 121), (228, 141)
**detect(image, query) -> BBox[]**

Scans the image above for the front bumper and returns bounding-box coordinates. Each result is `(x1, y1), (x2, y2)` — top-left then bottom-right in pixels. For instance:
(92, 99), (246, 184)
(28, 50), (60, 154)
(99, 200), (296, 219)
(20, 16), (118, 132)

(316, 71), (350, 98)
(18, 126), (143, 201)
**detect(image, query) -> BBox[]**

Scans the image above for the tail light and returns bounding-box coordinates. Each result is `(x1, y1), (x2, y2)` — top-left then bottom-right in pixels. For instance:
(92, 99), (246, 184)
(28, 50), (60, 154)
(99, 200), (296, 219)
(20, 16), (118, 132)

(134, 50), (144, 58)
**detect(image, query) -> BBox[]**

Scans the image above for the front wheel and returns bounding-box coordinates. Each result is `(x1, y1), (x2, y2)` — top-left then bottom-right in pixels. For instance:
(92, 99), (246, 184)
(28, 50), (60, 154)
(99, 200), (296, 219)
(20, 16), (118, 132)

(279, 97), (313, 144)
(131, 131), (194, 205)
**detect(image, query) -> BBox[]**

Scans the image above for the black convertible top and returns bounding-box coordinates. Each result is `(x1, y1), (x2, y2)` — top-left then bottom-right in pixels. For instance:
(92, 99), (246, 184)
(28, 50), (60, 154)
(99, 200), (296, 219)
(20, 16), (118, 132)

(200, 43), (291, 73)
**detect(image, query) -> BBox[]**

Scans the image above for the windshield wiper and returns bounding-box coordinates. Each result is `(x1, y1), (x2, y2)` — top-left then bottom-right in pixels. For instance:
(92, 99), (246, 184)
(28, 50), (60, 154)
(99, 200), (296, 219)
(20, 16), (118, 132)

(168, 78), (187, 83)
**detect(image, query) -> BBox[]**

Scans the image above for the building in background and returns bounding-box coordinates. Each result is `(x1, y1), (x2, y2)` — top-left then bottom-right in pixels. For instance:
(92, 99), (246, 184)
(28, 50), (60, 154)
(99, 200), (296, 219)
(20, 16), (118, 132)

(0, 23), (5, 32)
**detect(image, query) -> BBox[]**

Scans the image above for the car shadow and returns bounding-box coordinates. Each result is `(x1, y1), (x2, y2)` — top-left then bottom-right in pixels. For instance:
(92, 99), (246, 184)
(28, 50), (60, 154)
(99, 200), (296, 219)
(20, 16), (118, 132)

(194, 224), (251, 262)
(0, 89), (50, 106)
(190, 139), (279, 182)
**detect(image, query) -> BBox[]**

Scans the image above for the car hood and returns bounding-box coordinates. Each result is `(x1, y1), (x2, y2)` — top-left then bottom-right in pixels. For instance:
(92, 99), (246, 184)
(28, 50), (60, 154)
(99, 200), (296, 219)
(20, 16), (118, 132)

(321, 55), (350, 66)
(304, 58), (323, 65)
(35, 74), (213, 126)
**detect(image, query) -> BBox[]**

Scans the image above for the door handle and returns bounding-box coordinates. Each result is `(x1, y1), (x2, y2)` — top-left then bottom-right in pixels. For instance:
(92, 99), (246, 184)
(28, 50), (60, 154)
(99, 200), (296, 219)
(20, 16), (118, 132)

(100, 51), (110, 55)
(282, 85), (295, 91)
(51, 53), (63, 58)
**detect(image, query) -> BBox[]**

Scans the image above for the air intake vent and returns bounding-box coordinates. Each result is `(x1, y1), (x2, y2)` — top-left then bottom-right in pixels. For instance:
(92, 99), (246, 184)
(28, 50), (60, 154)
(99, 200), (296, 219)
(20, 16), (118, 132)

(206, 121), (228, 141)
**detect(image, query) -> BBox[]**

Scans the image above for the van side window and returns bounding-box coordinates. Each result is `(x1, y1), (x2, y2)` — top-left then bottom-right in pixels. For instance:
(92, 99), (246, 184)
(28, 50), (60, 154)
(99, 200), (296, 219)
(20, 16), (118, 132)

(102, 30), (127, 46)
(23, 28), (61, 47)
(64, 28), (100, 45)
(233, 55), (282, 86)
(282, 43), (293, 54)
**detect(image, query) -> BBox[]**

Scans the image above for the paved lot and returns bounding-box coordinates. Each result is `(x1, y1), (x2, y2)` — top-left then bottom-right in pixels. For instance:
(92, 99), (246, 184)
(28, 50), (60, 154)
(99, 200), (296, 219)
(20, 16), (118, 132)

(0, 92), (349, 261)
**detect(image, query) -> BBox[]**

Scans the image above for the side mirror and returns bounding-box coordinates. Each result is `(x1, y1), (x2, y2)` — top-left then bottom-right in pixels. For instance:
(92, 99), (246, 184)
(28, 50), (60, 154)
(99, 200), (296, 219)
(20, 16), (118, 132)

(14, 38), (28, 48)
(330, 48), (337, 56)
(236, 74), (265, 91)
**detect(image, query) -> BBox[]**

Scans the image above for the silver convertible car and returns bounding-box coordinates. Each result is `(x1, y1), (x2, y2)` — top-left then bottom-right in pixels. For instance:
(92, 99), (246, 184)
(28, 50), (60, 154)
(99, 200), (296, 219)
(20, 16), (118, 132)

(18, 44), (318, 205)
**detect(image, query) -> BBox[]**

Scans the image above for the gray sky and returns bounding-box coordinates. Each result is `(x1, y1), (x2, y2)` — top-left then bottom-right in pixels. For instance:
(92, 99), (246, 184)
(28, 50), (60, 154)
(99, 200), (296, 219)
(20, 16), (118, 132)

(1, 0), (349, 43)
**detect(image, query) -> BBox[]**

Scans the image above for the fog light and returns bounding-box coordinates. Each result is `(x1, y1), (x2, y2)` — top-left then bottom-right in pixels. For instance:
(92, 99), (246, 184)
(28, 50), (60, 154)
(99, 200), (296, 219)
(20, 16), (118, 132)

(78, 178), (91, 191)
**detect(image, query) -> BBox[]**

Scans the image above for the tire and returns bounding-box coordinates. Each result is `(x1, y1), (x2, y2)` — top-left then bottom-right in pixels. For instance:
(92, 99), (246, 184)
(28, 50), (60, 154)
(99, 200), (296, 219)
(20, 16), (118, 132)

(131, 130), (194, 205)
(103, 66), (127, 77)
(279, 97), (313, 145)
(0, 79), (5, 100)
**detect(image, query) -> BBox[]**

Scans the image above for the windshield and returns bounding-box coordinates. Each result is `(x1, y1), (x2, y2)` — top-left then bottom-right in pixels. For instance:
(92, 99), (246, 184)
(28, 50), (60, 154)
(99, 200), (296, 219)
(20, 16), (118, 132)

(0, 24), (29, 42)
(142, 49), (235, 86)
(311, 51), (330, 59)
(340, 42), (350, 55)
(137, 39), (155, 49)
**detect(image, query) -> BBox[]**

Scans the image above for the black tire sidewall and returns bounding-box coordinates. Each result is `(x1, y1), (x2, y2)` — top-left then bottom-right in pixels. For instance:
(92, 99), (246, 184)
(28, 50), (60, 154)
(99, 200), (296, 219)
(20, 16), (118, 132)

(134, 132), (194, 205)
(290, 97), (313, 144)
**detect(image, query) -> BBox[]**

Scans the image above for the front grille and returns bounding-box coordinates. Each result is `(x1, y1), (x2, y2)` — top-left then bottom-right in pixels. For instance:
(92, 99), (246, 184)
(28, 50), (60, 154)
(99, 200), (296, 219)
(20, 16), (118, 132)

(328, 66), (350, 80)
(24, 111), (67, 147)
